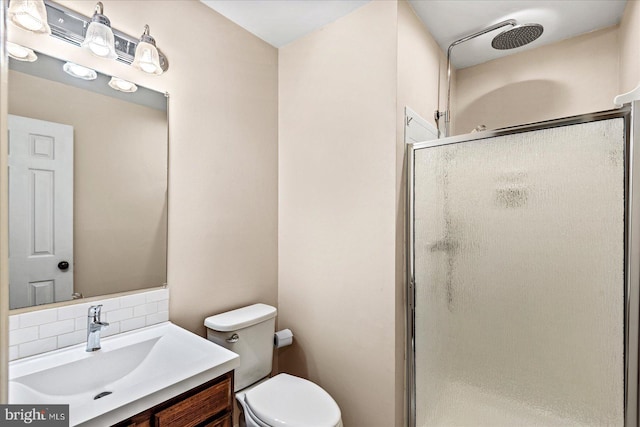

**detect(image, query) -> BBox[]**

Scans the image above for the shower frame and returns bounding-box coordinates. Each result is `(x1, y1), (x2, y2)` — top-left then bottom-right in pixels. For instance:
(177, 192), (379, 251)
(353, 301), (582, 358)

(405, 103), (640, 427)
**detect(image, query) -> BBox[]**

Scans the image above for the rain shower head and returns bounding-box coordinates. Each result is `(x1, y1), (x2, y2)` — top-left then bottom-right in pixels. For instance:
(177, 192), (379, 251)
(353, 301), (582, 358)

(491, 23), (544, 50)
(435, 19), (546, 137)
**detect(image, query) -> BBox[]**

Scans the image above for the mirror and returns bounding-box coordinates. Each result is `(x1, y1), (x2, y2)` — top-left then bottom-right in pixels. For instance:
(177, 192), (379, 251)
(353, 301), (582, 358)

(7, 49), (168, 310)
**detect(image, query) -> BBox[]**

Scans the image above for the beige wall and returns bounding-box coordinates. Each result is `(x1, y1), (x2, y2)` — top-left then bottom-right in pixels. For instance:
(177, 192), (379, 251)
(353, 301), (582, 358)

(278, 1), (399, 425)
(454, 26), (619, 135)
(397, 0), (447, 136)
(7, 0), (279, 335)
(8, 70), (167, 301)
(620, 0), (640, 93)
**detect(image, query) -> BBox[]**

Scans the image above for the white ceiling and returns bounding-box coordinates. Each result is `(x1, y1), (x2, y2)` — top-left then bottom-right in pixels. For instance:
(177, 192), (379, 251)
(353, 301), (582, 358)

(201, 0), (627, 69)
(200, 0), (370, 48)
(412, 0), (627, 68)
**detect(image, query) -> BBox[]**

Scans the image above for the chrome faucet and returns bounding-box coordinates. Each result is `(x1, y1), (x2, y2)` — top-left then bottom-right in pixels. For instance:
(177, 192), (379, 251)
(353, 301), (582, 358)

(86, 305), (109, 352)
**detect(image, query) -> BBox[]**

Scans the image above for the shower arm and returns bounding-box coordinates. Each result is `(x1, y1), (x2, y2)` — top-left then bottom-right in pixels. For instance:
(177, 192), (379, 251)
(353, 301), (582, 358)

(435, 19), (516, 138)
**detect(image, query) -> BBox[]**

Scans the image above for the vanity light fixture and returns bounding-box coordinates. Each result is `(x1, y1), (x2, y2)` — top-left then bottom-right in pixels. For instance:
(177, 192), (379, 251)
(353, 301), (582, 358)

(80, 2), (117, 59)
(132, 25), (163, 75)
(8, 0), (51, 34)
(108, 77), (138, 93)
(39, 1), (169, 73)
(7, 42), (38, 62)
(63, 61), (97, 80)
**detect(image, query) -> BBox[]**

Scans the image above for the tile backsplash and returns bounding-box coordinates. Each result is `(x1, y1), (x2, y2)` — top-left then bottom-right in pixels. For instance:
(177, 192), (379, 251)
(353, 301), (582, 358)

(9, 288), (169, 361)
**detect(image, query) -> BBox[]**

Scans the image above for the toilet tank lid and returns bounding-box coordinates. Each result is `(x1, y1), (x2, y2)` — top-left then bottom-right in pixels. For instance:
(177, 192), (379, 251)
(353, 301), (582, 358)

(205, 303), (277, 332)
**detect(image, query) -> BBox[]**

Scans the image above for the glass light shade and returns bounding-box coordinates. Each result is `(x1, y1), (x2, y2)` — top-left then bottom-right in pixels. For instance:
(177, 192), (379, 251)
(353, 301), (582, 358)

(8, 0), (51, 34)
(81, 21), (117, 59)
(132, 41), (163, 75)
(7, 42), (37, 62)
(63, 62), (97, 80)
(108, 77), (138, 93)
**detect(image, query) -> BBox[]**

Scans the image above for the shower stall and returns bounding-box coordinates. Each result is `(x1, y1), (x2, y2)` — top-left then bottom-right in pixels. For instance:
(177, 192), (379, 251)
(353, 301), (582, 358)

(406, 105), (640, 426)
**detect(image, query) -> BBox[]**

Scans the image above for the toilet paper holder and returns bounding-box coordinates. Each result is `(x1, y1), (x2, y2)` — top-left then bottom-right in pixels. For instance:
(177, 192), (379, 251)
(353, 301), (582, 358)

(274, 329), (293, 348)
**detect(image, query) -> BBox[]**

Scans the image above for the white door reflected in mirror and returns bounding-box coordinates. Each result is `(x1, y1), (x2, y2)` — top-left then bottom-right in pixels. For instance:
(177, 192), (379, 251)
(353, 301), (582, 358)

(8, 114), (74, 309)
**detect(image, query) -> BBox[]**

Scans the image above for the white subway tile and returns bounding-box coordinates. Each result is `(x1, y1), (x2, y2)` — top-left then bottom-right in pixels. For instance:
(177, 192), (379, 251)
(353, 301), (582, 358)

(20, 309), (57, 328)
(19, 337), (57, 358)
(157, 299), (169, 312)
(121, 316), (146, 332)
(57, 330), (86, 348)
(105, 307), (134, 323)
(134, 302), (158, 317)
(145, 289), (168, 303)
(75, 316), (86, 331)
(39, 319), (75, 338)
(9, 346), (18, 361)
(10, 289), (170, 360)
(146, 311), (169, 326)
(9, 315), (18, 331)
(57, 303), (90, 320)
(98, 298), (121, 312)
(101, 322), (120, 337)
(120, 293), (147, 308)
(10, 326), (39, 346)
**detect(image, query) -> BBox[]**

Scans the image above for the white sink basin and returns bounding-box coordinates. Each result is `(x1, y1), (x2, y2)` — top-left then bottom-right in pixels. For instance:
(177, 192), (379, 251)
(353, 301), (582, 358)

(9, 322), (239, 426)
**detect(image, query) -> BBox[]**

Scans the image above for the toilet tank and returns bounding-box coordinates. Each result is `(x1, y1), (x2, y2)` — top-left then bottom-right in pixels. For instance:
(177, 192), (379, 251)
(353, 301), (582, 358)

(205, 303), (277, 391)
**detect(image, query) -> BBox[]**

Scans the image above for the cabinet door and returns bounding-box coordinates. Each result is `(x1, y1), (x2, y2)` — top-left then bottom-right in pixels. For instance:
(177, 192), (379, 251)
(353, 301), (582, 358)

(118, 412), (152, 427)
(122, 420), (151, 427)
(203, 413), (232, 427)
(154, 377), (232, 427)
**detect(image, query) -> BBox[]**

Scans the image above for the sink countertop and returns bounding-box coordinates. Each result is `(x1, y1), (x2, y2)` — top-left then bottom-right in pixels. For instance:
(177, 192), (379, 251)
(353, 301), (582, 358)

(9, 321), (240, 426)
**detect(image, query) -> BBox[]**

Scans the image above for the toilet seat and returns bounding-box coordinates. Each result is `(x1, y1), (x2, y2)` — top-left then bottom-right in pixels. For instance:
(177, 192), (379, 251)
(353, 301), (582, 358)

(244, 373), (342, 427)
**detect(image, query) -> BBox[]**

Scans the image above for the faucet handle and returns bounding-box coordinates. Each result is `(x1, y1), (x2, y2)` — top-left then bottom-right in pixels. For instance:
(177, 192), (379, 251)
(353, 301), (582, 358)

(88, 304), (103, 320)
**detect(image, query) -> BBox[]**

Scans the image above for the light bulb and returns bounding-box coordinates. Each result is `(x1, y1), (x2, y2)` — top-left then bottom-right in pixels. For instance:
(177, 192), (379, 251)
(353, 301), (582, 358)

(63, 62), (97, 80)
(133, 47), (161, 74)
(88, 39), (110, 57)
(7, 42), (37, 62)
(80, 3), (117, 59)
(108, 77), (137, 93)
(135, 46), (158, 73)
(15, 13), (42, 31)
(8, 0), (51, 34)
(132, 26), (163, 76)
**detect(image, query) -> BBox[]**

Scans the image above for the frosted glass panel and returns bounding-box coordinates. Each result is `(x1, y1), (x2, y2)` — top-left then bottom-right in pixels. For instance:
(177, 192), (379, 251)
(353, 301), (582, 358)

(413, 119), (625, 426)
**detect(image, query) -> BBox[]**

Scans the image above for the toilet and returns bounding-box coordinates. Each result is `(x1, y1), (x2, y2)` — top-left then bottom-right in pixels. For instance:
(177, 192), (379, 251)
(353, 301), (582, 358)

(205, 303), (343, 427)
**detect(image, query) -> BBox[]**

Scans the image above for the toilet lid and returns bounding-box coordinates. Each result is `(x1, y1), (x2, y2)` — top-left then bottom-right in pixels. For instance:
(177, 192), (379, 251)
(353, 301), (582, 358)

(245, 373), (341, 427)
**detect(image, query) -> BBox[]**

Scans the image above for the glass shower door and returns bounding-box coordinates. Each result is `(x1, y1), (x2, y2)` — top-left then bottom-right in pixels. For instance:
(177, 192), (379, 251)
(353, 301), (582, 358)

(411, 117), (627, 426)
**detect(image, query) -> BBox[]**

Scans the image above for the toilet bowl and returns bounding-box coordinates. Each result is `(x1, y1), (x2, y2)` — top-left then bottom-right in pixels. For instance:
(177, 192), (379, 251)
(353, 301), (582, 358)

(205, 304), (343, 427)
(237, 373), (342, 427)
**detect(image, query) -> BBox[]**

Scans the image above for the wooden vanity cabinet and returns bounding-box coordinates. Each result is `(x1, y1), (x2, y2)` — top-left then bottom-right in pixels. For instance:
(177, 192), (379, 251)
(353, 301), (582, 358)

(113, 371), (233, 427)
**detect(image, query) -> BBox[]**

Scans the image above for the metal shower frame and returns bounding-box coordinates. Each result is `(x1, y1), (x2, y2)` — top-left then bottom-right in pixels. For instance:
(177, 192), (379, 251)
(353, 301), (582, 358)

(406, 104), (640, 427)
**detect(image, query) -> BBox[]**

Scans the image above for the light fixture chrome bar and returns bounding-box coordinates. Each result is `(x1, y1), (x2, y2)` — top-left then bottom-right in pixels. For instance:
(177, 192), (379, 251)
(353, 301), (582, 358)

(42, 0), (167, 71)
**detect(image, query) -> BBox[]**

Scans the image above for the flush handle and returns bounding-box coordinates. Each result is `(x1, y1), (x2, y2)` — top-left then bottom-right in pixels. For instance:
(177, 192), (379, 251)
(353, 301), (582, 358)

(226, 333), (239, 343)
